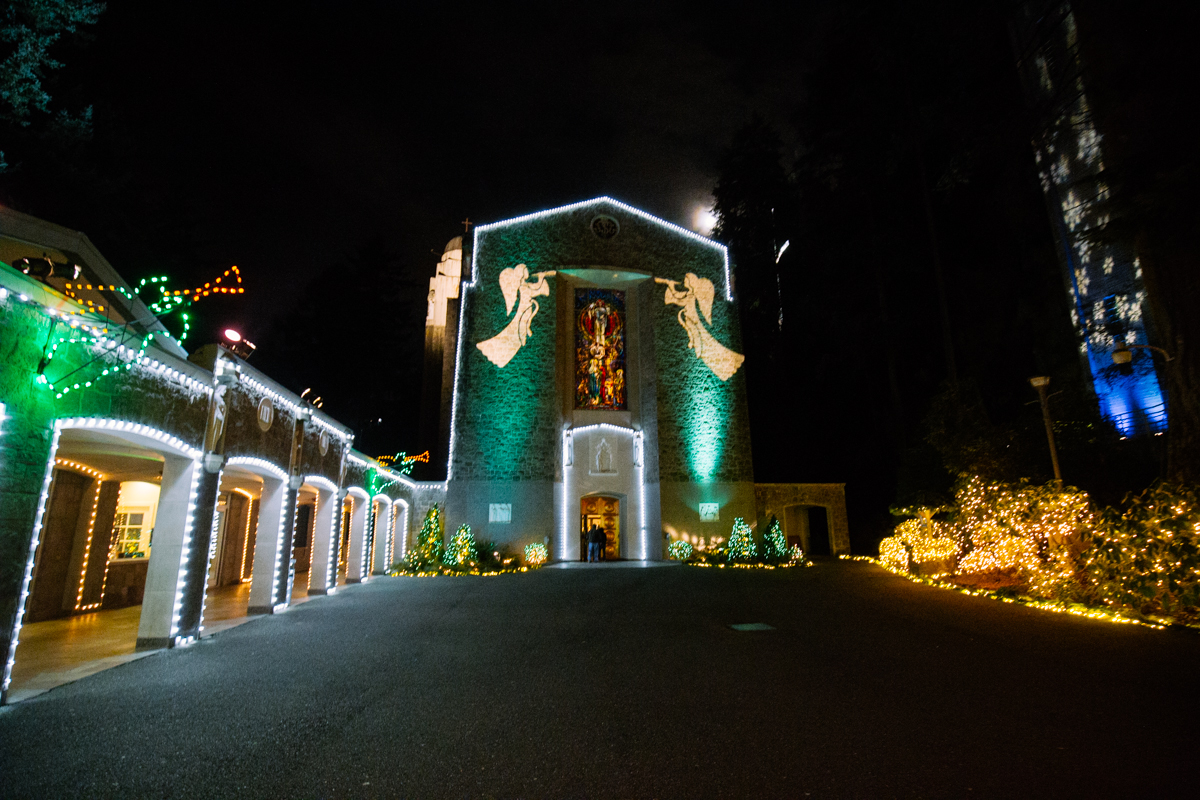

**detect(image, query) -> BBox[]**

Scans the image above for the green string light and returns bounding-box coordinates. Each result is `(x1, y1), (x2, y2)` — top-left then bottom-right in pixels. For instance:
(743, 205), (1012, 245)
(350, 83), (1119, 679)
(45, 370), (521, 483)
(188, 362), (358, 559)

(726, 517), (757, 562)
(36, 268), (244, 400)
(401, 504), (445, 571)
(762, 516), (788, 562)
(444, 524), (477, 567)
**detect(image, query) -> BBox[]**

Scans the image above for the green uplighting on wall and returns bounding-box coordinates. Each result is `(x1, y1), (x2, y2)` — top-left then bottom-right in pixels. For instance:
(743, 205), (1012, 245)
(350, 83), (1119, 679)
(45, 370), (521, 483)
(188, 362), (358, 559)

(680, 374), (728, 481)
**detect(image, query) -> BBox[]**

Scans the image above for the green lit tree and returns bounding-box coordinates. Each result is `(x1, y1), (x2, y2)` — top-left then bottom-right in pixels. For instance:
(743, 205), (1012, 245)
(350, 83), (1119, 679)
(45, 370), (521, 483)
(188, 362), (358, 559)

(762, 516), (788, 562)
(444, 523), (477, 568)
(404, 504), (444, 570)
(726, 517), (757, 563)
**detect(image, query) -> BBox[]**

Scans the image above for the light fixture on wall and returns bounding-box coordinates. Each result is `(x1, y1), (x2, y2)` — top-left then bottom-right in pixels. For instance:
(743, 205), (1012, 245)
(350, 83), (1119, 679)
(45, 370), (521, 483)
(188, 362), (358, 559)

(223, 328), (257, 360)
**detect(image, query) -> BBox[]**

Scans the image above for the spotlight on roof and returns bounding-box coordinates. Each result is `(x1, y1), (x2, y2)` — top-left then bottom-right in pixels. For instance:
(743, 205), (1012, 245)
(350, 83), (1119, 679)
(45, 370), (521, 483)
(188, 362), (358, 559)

(222, 328), (256, 359)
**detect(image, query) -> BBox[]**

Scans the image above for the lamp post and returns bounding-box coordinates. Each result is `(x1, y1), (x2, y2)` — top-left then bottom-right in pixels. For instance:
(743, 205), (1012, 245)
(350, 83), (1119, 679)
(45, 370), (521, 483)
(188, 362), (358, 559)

(1029, 376), (1063, 484)
(1112, 343), (1173, 365)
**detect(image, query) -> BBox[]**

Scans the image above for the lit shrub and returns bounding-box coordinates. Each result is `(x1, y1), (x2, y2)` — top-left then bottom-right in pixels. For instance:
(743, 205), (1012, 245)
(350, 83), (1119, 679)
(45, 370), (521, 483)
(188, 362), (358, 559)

(524, 542), (548, 568)
(879, 536), (909, 571)
(668, 540), (694, 561)
(882, 474), (1200, 623)
(881, 506), (960, 576)
(400, 504), (445, 572)
(954, 475), (1092, 583)
(1082, 482), (1200, 619)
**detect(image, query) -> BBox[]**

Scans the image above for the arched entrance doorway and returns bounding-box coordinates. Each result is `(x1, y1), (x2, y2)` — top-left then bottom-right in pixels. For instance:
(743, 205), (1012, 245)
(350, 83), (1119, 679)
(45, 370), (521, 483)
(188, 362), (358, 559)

(783, 504), (831, 556)
(580, 495), (620, 561)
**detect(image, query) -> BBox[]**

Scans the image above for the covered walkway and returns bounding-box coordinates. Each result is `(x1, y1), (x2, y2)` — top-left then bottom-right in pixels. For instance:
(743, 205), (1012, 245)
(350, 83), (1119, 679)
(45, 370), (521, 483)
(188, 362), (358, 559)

(5, 583), (317, 703)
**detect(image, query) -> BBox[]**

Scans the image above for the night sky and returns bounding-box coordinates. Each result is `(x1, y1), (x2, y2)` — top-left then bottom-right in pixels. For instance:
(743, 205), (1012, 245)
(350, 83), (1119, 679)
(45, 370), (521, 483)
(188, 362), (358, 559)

(5, 1), (1135, 548)
(15, 1), (816, 321)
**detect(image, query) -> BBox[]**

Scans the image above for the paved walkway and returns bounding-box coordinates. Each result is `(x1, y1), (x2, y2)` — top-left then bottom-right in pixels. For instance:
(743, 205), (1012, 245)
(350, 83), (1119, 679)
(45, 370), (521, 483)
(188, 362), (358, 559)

(5, 578), (318, 703)
(1, 560), (1197, 798)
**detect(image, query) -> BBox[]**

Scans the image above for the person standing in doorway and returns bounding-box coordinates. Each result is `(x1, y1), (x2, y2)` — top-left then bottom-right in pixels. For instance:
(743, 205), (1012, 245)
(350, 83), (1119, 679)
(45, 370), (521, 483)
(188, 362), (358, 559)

(587, 523), (604, 563)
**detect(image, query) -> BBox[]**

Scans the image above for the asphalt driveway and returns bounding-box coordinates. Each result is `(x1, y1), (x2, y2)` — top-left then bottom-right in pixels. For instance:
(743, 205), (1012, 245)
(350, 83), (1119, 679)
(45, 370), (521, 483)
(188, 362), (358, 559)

(1, 560), (1197, 798)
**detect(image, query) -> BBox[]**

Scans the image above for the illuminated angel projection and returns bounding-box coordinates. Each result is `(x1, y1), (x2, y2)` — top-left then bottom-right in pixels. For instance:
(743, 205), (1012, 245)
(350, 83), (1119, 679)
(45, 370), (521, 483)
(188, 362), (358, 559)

(575, 289), (626, 410)
(657, 273), (745, 381)
(476, 264), (555, 368)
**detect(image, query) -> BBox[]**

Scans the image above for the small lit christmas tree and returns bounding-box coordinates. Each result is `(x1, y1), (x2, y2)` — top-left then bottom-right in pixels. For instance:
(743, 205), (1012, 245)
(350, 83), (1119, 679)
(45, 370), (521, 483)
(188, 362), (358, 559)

(404, 504), (444, 570)
(763, 516), (788, 562)
(726, 517), (756, 562)
(444, 523), (477, 567)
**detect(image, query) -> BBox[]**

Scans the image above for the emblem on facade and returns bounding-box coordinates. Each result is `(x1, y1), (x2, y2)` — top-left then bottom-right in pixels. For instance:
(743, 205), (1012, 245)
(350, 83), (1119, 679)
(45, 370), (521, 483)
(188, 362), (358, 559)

(656, 273), (745, 381)
(319, 429), (329, 455)
(590, 215), (620, 240)
(256, 396), (274, 431)
(476, 263), (555, 368)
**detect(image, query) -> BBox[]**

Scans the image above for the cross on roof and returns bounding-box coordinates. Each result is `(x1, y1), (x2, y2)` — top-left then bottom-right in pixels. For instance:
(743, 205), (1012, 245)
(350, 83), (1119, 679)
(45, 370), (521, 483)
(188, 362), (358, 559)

(461, 217), (473, 232)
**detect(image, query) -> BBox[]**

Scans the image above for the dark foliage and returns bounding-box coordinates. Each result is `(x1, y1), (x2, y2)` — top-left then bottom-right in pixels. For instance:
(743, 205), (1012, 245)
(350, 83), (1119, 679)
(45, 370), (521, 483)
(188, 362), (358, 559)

(715, 0), (1173, 552)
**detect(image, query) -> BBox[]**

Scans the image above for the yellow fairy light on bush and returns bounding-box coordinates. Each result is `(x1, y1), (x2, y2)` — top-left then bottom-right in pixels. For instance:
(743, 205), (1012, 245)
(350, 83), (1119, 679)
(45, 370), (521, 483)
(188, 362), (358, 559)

(524, 542), (548, 567)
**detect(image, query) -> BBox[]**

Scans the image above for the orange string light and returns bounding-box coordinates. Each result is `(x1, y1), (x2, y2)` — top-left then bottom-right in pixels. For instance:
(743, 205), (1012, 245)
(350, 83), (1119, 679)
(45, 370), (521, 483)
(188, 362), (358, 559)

(168, 265), (245, 301)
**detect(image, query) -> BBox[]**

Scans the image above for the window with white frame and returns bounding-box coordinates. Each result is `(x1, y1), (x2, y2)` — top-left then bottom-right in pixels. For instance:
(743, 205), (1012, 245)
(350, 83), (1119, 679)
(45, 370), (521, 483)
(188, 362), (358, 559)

(111, 509), (151, 559)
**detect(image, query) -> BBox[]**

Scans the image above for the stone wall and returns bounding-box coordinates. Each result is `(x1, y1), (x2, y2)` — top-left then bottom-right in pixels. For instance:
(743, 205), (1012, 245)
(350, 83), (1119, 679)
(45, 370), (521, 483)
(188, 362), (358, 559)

(451, 199), (754, 488)
(0, 281), (213, 692)
(754, 483), (851, 555)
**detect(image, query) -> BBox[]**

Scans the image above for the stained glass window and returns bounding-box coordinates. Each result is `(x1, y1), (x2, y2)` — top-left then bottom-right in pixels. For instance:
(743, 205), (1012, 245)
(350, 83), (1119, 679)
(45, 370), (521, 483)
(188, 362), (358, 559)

(575, 289), (626, 410)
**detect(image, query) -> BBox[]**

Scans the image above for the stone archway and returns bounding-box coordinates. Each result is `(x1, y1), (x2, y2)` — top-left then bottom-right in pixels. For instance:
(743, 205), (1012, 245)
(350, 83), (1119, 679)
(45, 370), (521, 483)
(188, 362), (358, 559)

(754, 483), (850, 556)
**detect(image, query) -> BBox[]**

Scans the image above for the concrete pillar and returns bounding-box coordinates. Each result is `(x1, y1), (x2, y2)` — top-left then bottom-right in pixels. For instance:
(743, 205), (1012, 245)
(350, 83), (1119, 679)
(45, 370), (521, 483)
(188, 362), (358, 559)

(278, 478), (301, 606)
(137, 455), (206, 649)
(306, 487), (339, 595)
(345, 495), (369, 583)
(247, 476), (287, 614)
(372, 500), (392, 575)
(330, 490), (345, 583)
(391, 501), (409, 564)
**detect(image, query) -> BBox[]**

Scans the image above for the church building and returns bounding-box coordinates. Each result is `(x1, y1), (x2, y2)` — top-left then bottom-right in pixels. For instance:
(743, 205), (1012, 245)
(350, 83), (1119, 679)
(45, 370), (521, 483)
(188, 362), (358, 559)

(422, 197), (848, 561)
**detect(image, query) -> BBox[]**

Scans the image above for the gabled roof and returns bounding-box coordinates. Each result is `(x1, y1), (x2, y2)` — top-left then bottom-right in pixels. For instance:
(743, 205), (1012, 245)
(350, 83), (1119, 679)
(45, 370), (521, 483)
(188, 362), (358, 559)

(0, 205), (183, 355)
(472, 196), (731, 301)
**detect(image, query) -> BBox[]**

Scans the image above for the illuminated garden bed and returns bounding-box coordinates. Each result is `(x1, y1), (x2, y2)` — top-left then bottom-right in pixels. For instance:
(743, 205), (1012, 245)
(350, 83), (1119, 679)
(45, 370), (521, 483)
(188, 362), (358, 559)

(871, 476), (1200, 631)
(669, 516), (814, 569)
(388, 506), (546, 577)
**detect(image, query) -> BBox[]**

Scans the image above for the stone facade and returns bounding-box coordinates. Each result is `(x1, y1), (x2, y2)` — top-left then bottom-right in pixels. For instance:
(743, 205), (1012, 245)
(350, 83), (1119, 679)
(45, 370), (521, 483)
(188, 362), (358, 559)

(443, 198), (756, 559)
